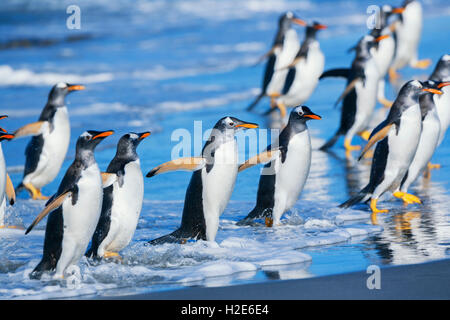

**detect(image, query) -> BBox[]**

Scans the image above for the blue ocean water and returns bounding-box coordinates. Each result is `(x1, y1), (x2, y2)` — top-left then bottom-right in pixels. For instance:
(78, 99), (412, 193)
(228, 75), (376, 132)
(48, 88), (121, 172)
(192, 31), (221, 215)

(0, 0), (449, 298)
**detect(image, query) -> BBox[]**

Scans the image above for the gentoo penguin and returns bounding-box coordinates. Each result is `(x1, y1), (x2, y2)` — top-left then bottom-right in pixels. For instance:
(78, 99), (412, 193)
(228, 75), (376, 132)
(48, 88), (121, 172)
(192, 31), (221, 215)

(86, 131), (150, 259)
(389, 0), (431, 81)
(247, 12), (306, 111)
(369, 5), (397, 108)
(0, 117), (15, 229)
(26, 130), (114, 280)
(269, 22), (327, 118)
(14, 82), (85, 200)
(397, 80), (450, 194)
(429, 55), (450, 147)
(319, 35), (386, 154)
(147, 117), (258, 244)
(339, 80), (441, 213)
(238, 106), (321, 227)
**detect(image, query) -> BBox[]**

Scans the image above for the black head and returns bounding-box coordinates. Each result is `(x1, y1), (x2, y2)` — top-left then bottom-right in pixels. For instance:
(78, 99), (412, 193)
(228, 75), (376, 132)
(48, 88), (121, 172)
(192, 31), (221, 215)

(422, 80), (450, 92)
(398, 80), (443, 103)
(305, 21), (327, 39)
(76, 130), (114, 156)
(430, 54), (450, 82)
(213, 117), (258, 134)
(116, 131), (151, 158)
(48, 82), (85, 105)
(289, 105), (322, 122)
(350, 34), (389, 57)
(278, 11), (306, 31)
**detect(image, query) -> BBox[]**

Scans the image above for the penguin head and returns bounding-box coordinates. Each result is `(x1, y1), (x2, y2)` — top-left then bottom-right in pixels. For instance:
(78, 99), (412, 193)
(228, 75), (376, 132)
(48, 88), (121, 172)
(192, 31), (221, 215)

(290, 106), (322, 122)
(116, 131), (151, 158)
(279, 12), (306, 31)
(422, 80), (449, 95)
(76, 130), (114, 156)
(399, 80), (442, 103)
(430, 54), (450, 82)
(48, 82), (85, 105)
(213, 117), (259, 134)
(305, 21), (327, 38)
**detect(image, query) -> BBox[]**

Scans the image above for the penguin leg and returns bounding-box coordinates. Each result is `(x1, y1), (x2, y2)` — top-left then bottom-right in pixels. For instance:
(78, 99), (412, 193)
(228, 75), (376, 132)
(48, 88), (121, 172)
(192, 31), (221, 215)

(411, 59), (432, 69)
(393, 191), (421, 206)
(269, 93), (286, 118)
(424, 162), (440, 179)
(104, 251), (122, 262)
(357, 130), (371, 141)
(369, 198), (389, 214)
(23, 183), (48, 200)
(344, 138), (361, 158)
(378, 97), (393, 108)
(388, 67), (400, 83)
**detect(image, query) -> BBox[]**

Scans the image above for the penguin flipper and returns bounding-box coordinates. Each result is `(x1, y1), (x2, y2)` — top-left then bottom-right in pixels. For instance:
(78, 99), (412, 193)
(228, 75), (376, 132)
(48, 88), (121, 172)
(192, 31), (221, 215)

(13, 121), (47, 139)
(5, 173), (15, 205)
(101, 172), (117, 188)
(25, 191), (72, 235)
(319, 129), (342, 151)
(247, 92), (265, 111)
(146, 157), (205, 178)
(338, 188), (370, 208)
(320, 68), (350, 80)
(358, 122), (393, 161)
(334, 77), (361, 107)
(253, 45), (278, 66)
(238, 148), (281, 172)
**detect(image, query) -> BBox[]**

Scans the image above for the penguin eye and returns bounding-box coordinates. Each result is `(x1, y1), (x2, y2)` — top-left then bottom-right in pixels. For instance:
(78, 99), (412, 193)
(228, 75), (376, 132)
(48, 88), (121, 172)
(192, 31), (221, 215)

(298, 111), (304, 116)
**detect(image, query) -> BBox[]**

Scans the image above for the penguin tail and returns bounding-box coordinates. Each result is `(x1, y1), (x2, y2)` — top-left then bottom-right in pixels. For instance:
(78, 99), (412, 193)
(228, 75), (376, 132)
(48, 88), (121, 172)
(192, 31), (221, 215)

(148, 228), (195, 245)
(29, 259), (54, 280)
(85, 246), (97, 259)
(338, 186), (371, 209)
(319, 129), (342, 151)
(246, 92), (264, 111)
(236, 206), (271, 226)
(15, 182), (26, 195)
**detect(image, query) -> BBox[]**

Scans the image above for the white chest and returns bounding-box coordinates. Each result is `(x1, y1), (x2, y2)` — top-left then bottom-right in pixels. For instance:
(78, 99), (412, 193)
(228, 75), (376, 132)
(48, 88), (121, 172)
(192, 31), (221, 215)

(62, 163), (103, 243)
(387, 104), (422, 168)
(274, 130), (311, 208)
(111, 160), (144, 224)
(202, 140), (238, 241)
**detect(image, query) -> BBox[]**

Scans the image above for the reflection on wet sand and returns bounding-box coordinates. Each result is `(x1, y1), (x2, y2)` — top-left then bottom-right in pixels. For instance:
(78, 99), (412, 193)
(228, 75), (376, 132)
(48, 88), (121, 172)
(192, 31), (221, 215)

(336, 148), (450, 265)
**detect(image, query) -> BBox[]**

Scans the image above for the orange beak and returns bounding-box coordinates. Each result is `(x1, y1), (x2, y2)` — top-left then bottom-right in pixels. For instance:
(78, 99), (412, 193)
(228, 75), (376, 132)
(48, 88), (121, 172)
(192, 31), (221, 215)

(0, 134), (14, 140)
(304, 114), (322, 120)
(292, 18), (307, 26)
(314, 24), (327, 30)
(139, 132), (151, 140)
(236, 123), (259, 129)
(423, 88), (443, 95)
(92, 130), (114, 140)
(375, 35), (390, 42)
(68, 85), (85, 92)
(392, 7), (405, 14)
(437, 82), (450, 89)
(0, 115), (8, 120)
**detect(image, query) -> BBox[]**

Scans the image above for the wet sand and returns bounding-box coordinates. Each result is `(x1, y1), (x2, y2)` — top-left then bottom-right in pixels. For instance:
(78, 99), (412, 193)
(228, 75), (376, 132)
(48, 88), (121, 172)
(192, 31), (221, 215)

(110, 259), (450, 300)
